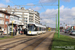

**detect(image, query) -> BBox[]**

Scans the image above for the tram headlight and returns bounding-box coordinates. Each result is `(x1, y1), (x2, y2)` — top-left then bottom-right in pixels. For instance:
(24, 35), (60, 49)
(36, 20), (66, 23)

(29, 31), (31, 33)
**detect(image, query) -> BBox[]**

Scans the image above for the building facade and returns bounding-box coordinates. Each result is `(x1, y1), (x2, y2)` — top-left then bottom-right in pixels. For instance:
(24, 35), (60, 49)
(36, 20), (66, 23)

(8, 14), (24, 35)
(0, 6), (40, 27)
(0, 10), (24, 34)
(0, 10), (10, 34)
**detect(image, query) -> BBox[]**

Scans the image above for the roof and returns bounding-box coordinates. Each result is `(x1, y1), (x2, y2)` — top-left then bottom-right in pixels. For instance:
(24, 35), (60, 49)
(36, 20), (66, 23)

(0, 10), (10, 15)
(0, 10), (20, 18)
(28, 23), (46, 28)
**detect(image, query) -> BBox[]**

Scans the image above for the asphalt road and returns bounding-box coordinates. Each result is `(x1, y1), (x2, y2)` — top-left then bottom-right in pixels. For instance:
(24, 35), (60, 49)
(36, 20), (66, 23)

(60, 32), (75, 38)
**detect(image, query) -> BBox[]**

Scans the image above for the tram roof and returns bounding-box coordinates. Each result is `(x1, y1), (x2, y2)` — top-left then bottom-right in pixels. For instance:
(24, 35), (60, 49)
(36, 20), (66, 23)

(28, 23), (46, 28)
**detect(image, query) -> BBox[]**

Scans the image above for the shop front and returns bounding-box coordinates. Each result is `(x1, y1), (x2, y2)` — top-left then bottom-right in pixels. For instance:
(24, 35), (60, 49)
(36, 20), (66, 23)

(8, 23), (24, 36)
(8, 23), (18, 36)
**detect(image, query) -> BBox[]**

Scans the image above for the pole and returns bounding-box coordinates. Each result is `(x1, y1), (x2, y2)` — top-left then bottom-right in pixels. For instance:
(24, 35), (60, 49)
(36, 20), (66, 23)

(7, 24), (8, 36)
(58, 0), (60, 38)
(12, 21), (13, 36)
(56, 14), (57, 33)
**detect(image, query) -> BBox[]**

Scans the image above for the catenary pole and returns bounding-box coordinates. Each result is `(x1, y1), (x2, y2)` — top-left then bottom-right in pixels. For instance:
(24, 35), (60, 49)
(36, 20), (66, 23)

(58, 0), (60, 38)
(56, 14), (57, 34)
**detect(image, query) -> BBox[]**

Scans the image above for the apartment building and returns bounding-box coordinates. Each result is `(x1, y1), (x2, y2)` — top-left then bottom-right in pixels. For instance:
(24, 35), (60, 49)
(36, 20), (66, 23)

(0, 6), (40, 27)
(0, 10), (24, 34)
(0, 10), (10, 34)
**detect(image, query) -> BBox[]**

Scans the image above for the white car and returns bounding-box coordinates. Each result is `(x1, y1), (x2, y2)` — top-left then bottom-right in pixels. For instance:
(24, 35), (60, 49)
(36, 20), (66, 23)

(69, 31), (75, 35)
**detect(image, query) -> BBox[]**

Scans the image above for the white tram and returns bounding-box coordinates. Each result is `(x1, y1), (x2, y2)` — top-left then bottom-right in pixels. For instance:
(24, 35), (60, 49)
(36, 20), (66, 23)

(27, 23), (46, 35)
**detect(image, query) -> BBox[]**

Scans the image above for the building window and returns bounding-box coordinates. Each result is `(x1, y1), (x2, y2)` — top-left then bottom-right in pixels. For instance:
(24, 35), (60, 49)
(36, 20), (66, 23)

(26, 21), (27, 22)
(29, 21), (33, 22)
(15, 12), (22, 14)
(19, 18), (22, 20)
(24, 14), (28, 16)
(5, 21), (8, 24)
(24, 21), (27, 22)
(29, 16), (33, 18)
(0, 13), (4, 17)
(6, 15), (9, 19)
(24, 18), (27, 20)
(14, 16), (19, 20)
(0, 20), (4, 24)
(17, 15), (22, 17)
(10, 17), (13, 21)
(26, 18), (27, 19)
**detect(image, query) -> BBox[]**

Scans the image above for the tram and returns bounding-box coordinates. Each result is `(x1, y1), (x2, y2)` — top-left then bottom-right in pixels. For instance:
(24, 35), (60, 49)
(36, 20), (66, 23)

(27, 23), (46, 35)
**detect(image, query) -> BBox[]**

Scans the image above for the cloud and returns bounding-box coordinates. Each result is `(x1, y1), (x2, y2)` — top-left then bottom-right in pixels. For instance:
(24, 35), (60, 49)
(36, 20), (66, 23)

(39, 0), (71, 3)
(5, 0), (10, 3)
(27, 3), (34, 6)
(32, 7), (41, 11)
(0, 3), (7, 7)
(27, 3), (41, 11)
(39, 0), (57, 3)
(62, 0), (71, 2)
(40, 5), (75, 28)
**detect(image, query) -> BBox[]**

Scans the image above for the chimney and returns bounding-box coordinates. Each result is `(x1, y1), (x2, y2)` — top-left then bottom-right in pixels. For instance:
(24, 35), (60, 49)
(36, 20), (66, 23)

(21, 7), (24, 10)
(7, 5), (10, 8)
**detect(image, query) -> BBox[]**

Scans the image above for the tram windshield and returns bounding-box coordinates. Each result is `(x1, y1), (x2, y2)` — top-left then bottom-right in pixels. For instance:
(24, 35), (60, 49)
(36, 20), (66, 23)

(28, 24), (35, 31)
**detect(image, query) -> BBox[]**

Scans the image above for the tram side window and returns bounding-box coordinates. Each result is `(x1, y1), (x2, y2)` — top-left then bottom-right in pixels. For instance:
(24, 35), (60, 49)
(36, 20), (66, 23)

(44, 28), (45, 31)
(42, 28), (43, 31)
(42, 28), (45, 31)
(41, 28), (43, 31)
(38, 27), (39, 31)
(0, 27), (1, 29)
(35, 26), (38, 31)
(39, 27), (40, 31)
(36, 27), (40, 31)
(41, 28), (42, 31)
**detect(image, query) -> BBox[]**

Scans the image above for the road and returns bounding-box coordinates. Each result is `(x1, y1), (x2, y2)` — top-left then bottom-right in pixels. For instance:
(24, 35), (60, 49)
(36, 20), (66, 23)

(60, 32), (75, 38)
(0, 32), (55, 50)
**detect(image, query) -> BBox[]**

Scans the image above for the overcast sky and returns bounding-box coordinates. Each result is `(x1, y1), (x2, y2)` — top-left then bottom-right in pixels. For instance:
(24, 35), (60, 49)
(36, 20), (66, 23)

(0, 0), (75, 28)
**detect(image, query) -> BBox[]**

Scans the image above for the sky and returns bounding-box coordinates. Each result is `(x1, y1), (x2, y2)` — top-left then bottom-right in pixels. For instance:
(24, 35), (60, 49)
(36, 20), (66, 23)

(0, 0), (75, 28)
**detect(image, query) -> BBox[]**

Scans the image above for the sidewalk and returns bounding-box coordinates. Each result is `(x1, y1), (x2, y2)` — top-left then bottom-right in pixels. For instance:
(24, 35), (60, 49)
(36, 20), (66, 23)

(0, 35), (4, 38)
(0, 35), (26, 42)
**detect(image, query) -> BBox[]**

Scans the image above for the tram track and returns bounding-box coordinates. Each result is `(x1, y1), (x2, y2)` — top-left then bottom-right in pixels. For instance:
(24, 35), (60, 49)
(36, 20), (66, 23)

(0, 32), (53, 50)
(0, 37), (29, 43)
(34, 33), (54, 50)
(21, 32), (53, 50)
(0, 33), (43, 50)
(0, 35), (38, 43)
(8, 32), (51, 50)
(0, 37), (37, 50)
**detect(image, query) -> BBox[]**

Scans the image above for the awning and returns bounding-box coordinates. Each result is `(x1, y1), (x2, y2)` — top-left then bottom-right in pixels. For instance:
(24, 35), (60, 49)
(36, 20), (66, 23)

(8, 23), (17, 25)
(18, 23), (24, 26)
(8, 23), (24, 26)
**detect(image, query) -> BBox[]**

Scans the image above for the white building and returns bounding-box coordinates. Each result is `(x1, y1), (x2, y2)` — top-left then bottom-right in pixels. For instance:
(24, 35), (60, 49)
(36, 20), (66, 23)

(0, 6), (40, 27)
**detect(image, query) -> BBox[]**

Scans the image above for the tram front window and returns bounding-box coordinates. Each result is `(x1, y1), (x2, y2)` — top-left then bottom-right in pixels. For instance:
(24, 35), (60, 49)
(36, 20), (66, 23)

(28, 24), (35, 31)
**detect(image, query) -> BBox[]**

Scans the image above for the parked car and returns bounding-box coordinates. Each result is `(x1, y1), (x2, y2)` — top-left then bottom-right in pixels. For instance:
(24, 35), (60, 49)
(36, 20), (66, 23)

(60, 30), (65, 32)
(64, 30), (70, 33)
(62, 30), (65, 32)
(69, 30), (75, 35)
